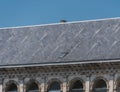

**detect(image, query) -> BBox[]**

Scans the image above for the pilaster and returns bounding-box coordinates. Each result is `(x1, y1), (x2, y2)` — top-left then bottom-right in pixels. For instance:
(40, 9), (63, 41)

(62, 76), (68, 92)
(109, 74), (114, 92)
(85, 75), (90, 92)
(19, 78), (24, 92)
(41, 77), (47, 92)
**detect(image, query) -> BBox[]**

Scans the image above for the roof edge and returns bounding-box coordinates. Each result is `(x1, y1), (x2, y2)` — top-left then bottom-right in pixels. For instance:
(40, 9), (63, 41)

(0, 17), (120, 30)
(0, 59), (120, 68)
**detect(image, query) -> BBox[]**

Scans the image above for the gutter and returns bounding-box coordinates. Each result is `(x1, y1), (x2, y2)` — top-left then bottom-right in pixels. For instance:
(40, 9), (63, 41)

(0, 59), (120, 68)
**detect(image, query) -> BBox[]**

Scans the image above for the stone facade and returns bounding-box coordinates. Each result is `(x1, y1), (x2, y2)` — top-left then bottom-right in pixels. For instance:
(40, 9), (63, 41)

(0, 62), (120, 92)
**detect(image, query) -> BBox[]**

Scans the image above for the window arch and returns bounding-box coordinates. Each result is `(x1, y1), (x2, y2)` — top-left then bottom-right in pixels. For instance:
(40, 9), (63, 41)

(6, 83), (18, 92)
(70, 80), (84, 92)
(48, 81), (61, 92)
(93, 79), (107, 92)
(26, 81), (39, 92)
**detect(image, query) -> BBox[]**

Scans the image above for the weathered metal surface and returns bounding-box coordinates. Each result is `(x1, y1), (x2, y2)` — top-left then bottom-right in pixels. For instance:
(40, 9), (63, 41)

(0, 18), (120, 66)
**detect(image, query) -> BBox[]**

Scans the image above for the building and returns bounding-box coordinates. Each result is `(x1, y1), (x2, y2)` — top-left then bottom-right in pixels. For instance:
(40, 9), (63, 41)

(0, 18), (120, 92)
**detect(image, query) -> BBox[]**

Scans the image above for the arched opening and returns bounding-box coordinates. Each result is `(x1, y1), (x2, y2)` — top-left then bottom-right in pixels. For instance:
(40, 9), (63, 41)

(48, 81), (61, 92)
(6, 83), (18, 92)
(27, 82), (39, 92)
(93, 79), (107, 92)
(70, 80), (83, 92)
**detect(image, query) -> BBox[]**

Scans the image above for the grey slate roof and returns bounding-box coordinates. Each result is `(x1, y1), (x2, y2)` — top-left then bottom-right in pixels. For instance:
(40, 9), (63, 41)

(0, 18), (120, 66)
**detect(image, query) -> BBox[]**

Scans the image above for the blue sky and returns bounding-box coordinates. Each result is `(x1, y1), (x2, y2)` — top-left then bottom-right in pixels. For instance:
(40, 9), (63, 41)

(0, 0), (120, 28)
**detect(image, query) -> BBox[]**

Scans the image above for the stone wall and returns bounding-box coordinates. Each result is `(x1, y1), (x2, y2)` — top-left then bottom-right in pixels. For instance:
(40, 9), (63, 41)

(1, 62), (120, 92)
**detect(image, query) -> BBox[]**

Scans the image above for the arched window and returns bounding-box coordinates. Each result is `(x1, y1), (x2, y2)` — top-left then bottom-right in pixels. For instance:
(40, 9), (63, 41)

(48, 81), (61, 92)
(27, 82), (39, 92)
(70, 80), (83, 92)
(93, 79), (107, 92)
(6, 83), (18, 92)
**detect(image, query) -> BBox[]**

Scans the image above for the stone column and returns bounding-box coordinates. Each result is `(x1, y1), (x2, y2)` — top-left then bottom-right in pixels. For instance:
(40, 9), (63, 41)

(62, 81), (68, 92)
(19, 78), (24, 92)
(62, 76), (68, 92)
(0, 78), (3, 92)
(85, 75), (90, 92)
(109, 74), (114, 92)
(41, 77), (47, 92)
(41, 82), (46, 92)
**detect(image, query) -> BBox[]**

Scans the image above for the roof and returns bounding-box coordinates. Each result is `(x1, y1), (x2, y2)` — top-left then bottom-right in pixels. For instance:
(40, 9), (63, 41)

(0, 17), (120, 67)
